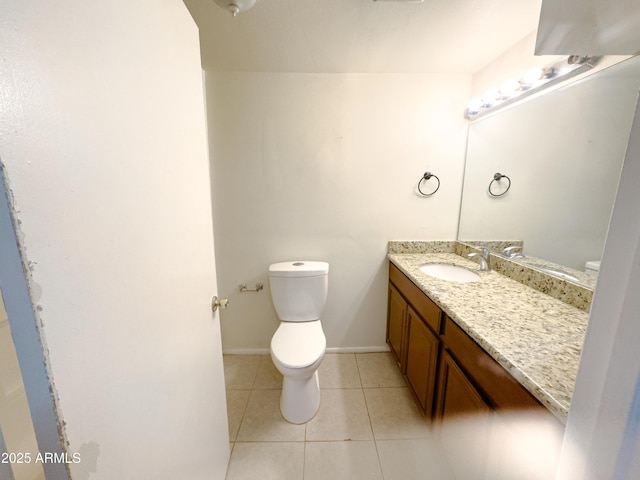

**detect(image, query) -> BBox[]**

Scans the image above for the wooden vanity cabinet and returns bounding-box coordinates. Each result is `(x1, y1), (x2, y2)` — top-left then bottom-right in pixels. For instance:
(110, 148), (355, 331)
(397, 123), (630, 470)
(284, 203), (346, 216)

(436, 316), (543, 416)
(387, 262), (552, 421)
(436, 349), (491, 418)
(387, 263), (442, 415)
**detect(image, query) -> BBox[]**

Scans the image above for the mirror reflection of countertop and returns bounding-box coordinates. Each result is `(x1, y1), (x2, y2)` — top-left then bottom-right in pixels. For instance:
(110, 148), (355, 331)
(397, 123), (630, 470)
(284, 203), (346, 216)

(388, 252), (588, 422)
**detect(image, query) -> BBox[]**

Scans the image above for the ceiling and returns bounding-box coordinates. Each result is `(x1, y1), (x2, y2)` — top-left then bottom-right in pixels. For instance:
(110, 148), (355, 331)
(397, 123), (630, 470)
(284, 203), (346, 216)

(184, 0), (542, 74)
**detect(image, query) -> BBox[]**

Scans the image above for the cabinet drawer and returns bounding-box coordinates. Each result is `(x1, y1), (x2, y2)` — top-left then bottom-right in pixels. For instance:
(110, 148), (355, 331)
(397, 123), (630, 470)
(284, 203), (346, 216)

(389, 263), (442, 333)
(442, 316), (542, 411)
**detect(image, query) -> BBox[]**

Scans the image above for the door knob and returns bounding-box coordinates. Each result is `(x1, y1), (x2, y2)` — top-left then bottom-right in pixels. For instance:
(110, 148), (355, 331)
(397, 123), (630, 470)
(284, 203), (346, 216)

(211, 296), (230, 312)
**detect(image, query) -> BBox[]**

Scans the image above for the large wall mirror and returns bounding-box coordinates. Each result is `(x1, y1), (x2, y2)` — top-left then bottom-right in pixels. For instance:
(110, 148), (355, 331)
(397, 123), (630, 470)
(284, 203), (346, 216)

(458, 55), (640, 281)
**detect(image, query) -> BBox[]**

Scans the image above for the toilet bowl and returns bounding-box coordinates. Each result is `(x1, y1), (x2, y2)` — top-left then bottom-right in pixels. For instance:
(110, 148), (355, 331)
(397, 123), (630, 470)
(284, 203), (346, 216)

(268, 261), (329, 424)
(271, 321), (326, 423)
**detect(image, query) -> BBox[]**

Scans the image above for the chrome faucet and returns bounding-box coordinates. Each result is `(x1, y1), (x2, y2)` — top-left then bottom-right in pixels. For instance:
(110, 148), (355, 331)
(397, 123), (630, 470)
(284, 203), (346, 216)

(468, 246), (491, 271)
(467, 253), (489, 271)
(502, 246), (525, 259)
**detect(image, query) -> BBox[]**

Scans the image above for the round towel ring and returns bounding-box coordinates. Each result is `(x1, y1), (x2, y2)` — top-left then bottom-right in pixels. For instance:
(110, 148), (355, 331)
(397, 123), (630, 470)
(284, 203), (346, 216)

(488, 173), (511, 197)
(417, 172), (440, 197)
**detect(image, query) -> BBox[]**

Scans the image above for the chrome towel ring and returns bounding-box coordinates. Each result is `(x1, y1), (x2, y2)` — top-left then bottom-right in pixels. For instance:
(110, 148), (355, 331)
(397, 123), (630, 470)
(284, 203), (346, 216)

(488, 172), (511, 197)
(417, 172), (440, 197)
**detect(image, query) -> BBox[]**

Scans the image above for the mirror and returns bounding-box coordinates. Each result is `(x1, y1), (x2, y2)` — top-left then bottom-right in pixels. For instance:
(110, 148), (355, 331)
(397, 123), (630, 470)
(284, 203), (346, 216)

(458, 56), (640, 285)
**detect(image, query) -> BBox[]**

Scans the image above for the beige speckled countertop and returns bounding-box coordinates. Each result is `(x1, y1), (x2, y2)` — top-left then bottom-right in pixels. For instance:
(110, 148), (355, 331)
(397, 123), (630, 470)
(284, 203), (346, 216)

(388, 252), (588, 423)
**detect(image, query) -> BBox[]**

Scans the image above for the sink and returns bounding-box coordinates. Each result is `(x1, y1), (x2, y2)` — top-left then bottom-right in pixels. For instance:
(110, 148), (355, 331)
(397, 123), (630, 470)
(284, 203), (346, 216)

(419, 263), (481, 283)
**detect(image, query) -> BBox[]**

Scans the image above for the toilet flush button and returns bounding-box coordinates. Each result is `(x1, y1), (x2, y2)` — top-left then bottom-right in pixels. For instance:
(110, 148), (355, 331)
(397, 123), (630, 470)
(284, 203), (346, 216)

(293, 262), (305, 266)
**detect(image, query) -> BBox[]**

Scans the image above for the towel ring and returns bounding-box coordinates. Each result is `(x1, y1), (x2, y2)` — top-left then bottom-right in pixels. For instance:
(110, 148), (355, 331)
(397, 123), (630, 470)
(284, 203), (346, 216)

(488, 172), (511, 197)
(417, 172), (440, 197)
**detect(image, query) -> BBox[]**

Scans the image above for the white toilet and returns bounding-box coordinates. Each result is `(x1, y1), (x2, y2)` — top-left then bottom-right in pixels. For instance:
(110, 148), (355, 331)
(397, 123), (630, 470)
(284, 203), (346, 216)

(269, 261), (328, 424)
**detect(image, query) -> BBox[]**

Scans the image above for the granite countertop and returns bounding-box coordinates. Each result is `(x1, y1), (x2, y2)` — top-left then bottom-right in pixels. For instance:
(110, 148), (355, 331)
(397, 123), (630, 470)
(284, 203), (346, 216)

(388, 252), (588, 422)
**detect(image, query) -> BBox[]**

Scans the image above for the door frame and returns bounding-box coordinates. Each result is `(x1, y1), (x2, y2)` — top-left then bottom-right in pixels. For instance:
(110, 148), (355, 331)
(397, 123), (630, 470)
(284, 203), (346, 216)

(0, 166), (69, 480)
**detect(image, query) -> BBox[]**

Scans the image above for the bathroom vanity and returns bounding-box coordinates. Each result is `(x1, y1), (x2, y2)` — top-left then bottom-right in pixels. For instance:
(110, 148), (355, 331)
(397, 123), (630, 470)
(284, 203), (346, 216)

(386, 242), (590, 424)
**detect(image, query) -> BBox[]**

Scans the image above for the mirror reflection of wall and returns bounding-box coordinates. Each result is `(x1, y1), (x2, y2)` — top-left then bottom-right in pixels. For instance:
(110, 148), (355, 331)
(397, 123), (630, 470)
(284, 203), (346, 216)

(458, 56), (640, 271)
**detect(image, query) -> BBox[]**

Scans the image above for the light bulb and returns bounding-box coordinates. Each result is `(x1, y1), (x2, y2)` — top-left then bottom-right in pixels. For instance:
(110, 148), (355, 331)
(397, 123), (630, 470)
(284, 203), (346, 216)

(466, 98), (483, 115)
(499, 79), (521, 99)
(481, 90), (500, 107)
(522, 67), (544, 85)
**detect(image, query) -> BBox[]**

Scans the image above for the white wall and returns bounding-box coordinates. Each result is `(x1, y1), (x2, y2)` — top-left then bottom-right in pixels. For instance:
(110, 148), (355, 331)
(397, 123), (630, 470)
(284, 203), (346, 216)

(470, 31), (562, 98)
(207, 72), (470, 351)
(1, 1), (229, 479)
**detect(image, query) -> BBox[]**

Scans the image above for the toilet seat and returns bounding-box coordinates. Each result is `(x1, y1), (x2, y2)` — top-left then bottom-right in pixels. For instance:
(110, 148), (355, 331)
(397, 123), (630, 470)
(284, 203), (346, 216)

(271, 321), (326, 369)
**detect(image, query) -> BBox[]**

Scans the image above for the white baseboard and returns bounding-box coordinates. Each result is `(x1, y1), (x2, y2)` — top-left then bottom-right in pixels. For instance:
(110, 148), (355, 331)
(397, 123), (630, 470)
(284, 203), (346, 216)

(222, 348), (270, 355)
(325, 346), (390, 354)
(223, 345), (390, 355)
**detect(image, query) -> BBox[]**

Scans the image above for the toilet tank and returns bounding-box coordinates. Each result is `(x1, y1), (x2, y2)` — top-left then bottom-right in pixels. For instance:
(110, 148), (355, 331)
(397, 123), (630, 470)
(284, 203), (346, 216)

(268, 261), (329, 321)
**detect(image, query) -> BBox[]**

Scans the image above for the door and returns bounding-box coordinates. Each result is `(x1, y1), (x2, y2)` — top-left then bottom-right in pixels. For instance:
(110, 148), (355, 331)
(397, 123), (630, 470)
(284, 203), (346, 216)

(0, 1), (229, 478)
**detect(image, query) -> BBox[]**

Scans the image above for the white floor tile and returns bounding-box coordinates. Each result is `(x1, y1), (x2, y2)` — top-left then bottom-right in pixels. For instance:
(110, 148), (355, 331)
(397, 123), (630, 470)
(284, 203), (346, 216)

(223, 354), (262, 389)
(304, 441), (383, 480)
(305, 388), (373, 441)
(253, 355), (283, 389)
(355, 353), (405, 388)
(226, 442), (304, 480)
(226, 389), (251, 442)
(376, 438), (455, 480)
(236, 389), (305, 442)
(222, 353), (455, 479)
(364, 387), (430, 439)
(317, 353), (362, 388)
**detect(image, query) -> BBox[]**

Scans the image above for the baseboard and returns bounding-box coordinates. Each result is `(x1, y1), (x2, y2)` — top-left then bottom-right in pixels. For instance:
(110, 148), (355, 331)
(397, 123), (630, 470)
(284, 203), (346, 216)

(222, 348), (270, 355)
(325, 346), (390, 354)
(222, 346), (390, 355)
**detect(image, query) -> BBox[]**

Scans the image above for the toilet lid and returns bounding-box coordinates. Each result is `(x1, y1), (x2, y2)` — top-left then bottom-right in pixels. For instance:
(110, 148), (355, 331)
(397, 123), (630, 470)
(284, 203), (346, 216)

(271, 321), (326, 369)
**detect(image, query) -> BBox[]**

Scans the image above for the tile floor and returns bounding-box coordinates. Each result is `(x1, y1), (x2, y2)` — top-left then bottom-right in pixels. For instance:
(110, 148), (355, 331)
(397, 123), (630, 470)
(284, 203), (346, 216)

(223, 352), (455, 480)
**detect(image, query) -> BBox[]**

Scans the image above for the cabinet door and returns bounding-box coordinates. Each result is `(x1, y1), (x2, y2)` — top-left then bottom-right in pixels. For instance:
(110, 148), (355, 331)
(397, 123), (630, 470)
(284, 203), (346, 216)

(405, 306), (439, 415)
(436, 350), (491, 418)
(387, 283), (407, 370)
(437, 351), (492, 480)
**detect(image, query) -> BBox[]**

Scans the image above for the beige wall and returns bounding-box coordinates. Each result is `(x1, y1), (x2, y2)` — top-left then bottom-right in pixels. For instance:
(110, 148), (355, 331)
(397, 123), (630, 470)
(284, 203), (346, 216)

(207, 72), (471, 351)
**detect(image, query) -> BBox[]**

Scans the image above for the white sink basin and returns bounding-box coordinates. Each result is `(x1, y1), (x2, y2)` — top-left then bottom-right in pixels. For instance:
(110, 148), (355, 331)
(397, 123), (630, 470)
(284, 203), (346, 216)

(419, 263), (481, 283)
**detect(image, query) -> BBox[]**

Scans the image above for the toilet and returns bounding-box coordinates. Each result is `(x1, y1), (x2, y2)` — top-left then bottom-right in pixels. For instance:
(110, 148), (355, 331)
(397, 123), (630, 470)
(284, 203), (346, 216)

(269, 261), (328, 424)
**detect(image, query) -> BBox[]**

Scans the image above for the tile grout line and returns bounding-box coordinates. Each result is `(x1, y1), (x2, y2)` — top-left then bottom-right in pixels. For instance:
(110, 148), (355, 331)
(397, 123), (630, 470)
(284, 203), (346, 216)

(356, 354), (386, 479)
(225, 352), (422, 479)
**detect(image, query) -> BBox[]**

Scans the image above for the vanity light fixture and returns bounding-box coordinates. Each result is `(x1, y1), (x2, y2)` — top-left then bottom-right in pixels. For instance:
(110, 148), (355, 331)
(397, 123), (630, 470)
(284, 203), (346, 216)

(465, 55), (603, 120)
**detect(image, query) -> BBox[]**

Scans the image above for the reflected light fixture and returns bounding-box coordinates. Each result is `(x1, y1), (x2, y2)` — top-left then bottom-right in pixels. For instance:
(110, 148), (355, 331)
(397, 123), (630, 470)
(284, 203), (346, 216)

(465, 55), (602, 120)
(213, 0), (257, 16)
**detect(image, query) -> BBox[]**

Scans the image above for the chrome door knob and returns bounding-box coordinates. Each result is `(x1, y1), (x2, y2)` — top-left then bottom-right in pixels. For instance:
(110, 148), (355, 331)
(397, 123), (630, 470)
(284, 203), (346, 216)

(211, 296), (230, 312)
